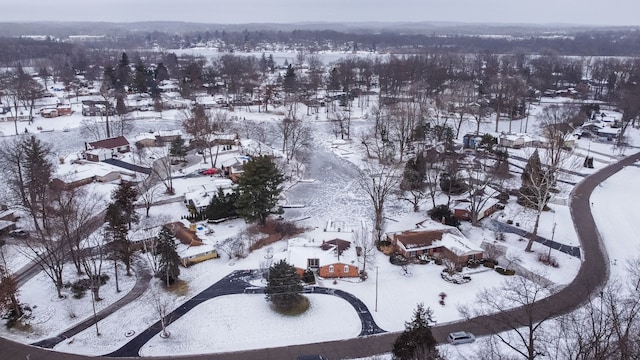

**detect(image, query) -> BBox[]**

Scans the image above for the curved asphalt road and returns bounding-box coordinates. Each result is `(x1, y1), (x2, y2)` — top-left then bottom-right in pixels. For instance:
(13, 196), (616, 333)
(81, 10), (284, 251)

(1, 151), (639, 359)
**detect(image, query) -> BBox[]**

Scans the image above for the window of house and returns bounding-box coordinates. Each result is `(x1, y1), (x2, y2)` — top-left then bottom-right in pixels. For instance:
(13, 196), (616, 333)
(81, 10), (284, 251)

(344, 265), (349, 273)
(329, 265), (334, 273)
(308, 258), (319, 268)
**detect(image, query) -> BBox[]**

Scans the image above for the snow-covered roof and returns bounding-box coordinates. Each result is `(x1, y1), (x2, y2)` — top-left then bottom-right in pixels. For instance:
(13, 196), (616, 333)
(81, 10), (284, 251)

(184, 179), (234, 210)
(389, 226), (483, 256)
(55, 159), (124, 182)
(276, 237), (359, 270)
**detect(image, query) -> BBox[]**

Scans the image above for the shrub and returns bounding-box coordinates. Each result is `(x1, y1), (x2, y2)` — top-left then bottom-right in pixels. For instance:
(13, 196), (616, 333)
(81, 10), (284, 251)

(483, 260), (496, 268)
(302, 268), (316, 284)
(66, 274), (110, 299)
(274, 221), (303, 237)
(495, 266), (516, 276)
(538, 253), (559, 268)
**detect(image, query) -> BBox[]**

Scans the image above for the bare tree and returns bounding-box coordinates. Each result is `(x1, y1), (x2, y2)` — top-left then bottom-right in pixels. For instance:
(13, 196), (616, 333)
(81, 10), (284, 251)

(51, 185), (103, 275)
(356, 161), (400, 243)
(148, 146), (175, 195)
(284, 119), (312, 163)
(462, 159), (501, 227)
(138, 177), (161, 217)
(111, 113), (135, 138)
(353, 222), (376, 279)
(80, 117), (108, 142)
(459, 273), (557, 360)
(150, 283), (172, 338)
(550, 274), (640, 360)
(80, 230), (107, 336)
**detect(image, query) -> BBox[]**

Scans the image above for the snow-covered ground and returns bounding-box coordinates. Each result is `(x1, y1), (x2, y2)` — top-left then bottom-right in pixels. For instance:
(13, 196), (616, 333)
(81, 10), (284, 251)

(0, 89), (638, 359)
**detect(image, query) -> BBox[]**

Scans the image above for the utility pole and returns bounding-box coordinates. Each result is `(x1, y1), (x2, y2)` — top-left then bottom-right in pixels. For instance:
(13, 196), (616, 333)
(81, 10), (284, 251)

(548, 222), (557, 260)
(375, 266), (379, 312)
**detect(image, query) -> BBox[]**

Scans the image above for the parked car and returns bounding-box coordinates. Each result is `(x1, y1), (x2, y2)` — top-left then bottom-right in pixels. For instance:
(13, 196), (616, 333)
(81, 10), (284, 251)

(8, 229), (28, 238)
(201, 168), (218, 175)
(448, 331), (475, 345)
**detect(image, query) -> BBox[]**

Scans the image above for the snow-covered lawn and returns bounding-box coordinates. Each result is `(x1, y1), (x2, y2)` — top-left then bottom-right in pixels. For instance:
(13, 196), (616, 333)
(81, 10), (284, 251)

(0, 87), (638, 359)
(140, 294), (362, 356)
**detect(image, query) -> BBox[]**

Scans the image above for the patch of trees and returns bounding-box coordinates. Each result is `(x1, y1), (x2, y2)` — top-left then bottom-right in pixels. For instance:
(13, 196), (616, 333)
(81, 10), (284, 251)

(0, 37), (75, 65)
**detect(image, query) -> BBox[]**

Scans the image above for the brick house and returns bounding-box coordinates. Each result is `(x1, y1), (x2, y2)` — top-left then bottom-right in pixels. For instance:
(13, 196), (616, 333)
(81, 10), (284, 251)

(279, 237), (360, 279)
(387, 226), (483, 265)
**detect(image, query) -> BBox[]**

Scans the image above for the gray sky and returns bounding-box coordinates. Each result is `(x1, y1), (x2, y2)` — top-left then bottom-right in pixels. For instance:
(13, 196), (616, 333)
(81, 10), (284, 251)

(2, 0), (639, 26)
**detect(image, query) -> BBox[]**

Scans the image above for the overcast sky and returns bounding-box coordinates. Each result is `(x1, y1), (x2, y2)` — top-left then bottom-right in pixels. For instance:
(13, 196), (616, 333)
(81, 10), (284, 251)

(1, 0), (639, 26)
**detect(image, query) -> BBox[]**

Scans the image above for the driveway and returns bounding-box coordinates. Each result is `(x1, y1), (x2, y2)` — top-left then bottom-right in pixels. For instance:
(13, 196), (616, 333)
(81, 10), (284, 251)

(2, 145), (637, 359)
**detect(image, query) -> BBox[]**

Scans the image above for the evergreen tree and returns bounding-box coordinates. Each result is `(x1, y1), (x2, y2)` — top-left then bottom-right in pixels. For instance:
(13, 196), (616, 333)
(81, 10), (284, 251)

(169, 136), (187, 162)
(104, 201), (132, 276)
(156, 227), (180, 285)
(264, 260), (303, 311)
(116, 52), (130, 91)
(283, 64), (296, 94)
(154, 62), (170, 82)
(400, 152), (428, 212)
(111, 181), (140, 229)
(518, 149), (549, 208)
(428, 204), (460, 227)
(234, 156), (284, 225)
(205, 188), (237, 221)
(132, 60), (148, 94)
(392, 303), (441, 360)
(400, 152), (427, 192)
(105, 181), (140, 276)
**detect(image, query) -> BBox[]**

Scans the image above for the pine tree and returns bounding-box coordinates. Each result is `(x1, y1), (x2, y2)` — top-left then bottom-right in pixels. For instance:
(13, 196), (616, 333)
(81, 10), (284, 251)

(205, 188), (237, 221)
(283, 64), (296, 94)
(105, 181), (140, 277)
(234, 156), (284, 225)
(518, 149), (549, 208)
(400, 152), (428, 212)
(392, 303), (441, 360)
(111, 181), (140, 229)
(169, 136), (187, 162)
(264, 260), (303, 311)
(156, 227), (180, 286)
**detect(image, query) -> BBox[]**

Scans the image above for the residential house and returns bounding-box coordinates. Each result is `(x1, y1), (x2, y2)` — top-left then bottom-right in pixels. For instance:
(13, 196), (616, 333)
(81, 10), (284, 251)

(387, 226), (483, 265)
(279, 237), (360, 279)
(452, 196), (503, 222)
(498, 133), (546, 149)
(579, 121), (620, 141)
(52, 159), (131, 189)
(84, 136), (130, 162)
(183, 179), (234, 213)
(165, 221), (219, 267)
(221, 156), (251, 182)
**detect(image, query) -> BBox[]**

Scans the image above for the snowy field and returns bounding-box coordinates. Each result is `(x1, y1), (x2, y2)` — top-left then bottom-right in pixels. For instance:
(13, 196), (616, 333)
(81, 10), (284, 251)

(0, 89), (638, 359)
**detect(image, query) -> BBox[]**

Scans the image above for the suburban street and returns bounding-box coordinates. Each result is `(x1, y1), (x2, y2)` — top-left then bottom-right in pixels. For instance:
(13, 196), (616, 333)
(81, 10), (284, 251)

(1, 133), (638, 359)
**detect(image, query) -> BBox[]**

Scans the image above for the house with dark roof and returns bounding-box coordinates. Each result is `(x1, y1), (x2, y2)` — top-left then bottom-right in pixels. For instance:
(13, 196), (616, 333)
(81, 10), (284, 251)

(84, 136), (130, 162)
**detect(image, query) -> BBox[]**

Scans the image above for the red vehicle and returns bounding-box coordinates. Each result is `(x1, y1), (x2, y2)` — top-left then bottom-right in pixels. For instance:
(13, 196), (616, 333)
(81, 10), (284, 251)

(201, 168), (218, 175)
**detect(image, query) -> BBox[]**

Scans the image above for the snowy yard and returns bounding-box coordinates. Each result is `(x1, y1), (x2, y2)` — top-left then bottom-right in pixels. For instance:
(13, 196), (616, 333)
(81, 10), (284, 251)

(0, 88), (638, 359)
